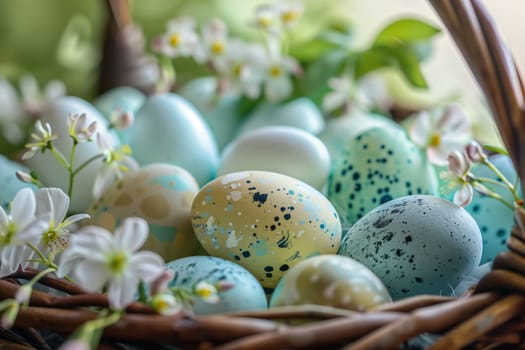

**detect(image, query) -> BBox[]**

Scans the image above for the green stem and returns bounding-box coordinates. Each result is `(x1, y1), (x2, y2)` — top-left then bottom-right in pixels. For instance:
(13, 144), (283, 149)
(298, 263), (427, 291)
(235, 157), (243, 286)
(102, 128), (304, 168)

(72, 154), (104, 176)
(26, 242), (57, 270)
(67, 141), (78, 197)
(482, 158), (522, 205)
(472, 182), (515, 210)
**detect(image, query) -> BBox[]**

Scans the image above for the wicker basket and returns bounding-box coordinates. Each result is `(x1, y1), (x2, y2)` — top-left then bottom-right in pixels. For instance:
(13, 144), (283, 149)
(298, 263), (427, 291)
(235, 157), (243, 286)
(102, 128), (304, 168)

(3, 0), (525, 349)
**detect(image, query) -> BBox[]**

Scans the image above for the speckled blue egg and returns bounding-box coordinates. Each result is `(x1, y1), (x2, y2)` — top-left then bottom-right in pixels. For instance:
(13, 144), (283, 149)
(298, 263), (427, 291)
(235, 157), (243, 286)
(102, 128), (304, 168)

(127, 93), (220, 186)
(0, 155), (37, 209)
(191, 171), (342, 288)
(465, 154), (520, 264)
(166, 256), (267, 315)
(327, 126), (439, 226)
(338, 195), (482, 299)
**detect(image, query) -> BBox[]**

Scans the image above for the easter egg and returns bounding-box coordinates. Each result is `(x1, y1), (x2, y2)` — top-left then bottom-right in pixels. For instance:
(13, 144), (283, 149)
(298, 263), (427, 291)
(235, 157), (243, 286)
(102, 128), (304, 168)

(24, 96), (111, 213)
(338, 195), (482, 299)
(270, 254), (391, 311)
(218, 126), (331, 190)
(89, 163), (203, 261)
(179, 77), (242, 150)
(466, 154), (520, 264)
(238, 97), (325, 135)
(327, 126), (439, 225)
(127, 93), (220, 186)
(94, 86), (146, 143)
(317, 111), (398, 159)
(191, 171), (342, 288)
(166, 256), (267, 315)
(0, 155), (37, 209)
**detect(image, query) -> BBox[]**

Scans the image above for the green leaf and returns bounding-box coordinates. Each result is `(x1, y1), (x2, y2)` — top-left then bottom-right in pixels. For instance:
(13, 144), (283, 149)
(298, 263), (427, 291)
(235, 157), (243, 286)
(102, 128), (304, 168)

(374, 18), (441, 46)
(290, 38), (340, 62)
(483, 144), (509, 156)
(354, 47), (393, 80)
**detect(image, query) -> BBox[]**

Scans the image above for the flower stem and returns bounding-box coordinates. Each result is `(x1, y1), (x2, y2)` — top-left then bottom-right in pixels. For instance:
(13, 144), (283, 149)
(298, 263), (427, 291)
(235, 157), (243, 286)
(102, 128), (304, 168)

(482, 158), (522, 206)
(72, 154), (104, 176)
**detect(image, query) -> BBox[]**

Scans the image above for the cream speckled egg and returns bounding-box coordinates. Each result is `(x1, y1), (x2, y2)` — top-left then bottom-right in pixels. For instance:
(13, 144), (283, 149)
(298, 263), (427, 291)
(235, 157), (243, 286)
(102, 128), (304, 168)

(270, 254), (391, 311)
(191, 171), (342, 288)
(89, 163), (204, 261)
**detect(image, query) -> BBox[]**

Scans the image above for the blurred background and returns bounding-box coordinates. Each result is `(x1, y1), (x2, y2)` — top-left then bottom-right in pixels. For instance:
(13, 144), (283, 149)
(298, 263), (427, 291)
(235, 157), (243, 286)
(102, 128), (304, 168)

(0, 0), (523, 141)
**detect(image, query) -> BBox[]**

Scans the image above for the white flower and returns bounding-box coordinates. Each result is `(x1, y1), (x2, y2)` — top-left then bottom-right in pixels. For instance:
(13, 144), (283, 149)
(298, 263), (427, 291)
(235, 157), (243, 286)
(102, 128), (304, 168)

(67, 113), (97, 143)
(262, 42), (302, 102)
(194, 281), (220, 304)
(109, 108), (134, 131)
(440, 150), (473, 207)
(150, 293), (182, 316)
(0, 188), (50, 277)
(22, 120), (57, 160)
(322, 75), (373, 114)
(93, 132), (139, 200)
(410, 104), (471, 166)
(277, 1), (304, 28)
(35, 188), (90, 255)
(19, 75), (66, 116)
(155, 17), (200, 59)
(252, 3), (281, 35)
(195, 18), (229, 70)
(57, 217), (165, 310)
(217, 40), (266, 99)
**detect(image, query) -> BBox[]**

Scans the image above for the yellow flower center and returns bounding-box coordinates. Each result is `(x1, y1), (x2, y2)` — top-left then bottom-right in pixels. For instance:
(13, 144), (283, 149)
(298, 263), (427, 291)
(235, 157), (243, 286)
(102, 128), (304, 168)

(0, 222), (17, 246)
(281, 11), (298, 23)
(169, 34), (181, 48)
(429, 133), (441, 147)
(211, 41), (225, 54)
(108, 251), (128, 274)
(232, 64), (242, 77)
(257, 17), (271, 28)
(269, 65), (282, 77)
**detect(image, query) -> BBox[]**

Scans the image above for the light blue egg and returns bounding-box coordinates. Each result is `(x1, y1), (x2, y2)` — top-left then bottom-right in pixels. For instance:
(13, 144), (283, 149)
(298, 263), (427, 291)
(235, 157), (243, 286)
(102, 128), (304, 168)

(166, 256), (268, 315)
(327, 125), (439, 226)
(127, 93), (220, 186)
(0, 155), (37, 209)
(94, 87), (146, 143)
(179, 77), (243, 150)
(465, 154), (519, 264)
(238, 97), (325, 136)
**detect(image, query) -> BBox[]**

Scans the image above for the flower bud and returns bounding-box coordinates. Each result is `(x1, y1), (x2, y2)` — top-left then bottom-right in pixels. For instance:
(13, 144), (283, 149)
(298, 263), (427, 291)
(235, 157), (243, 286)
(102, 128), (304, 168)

(465, 141), (486, 163)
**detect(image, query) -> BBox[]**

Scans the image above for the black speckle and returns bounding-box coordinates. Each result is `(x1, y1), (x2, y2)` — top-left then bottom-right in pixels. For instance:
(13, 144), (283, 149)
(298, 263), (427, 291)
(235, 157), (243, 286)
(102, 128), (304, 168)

(264, 266), (273, 272)
(373, 217), (393, 229)
(404, 235), (413, 244)
(380, 194), (393, 204)
(352, 172), (360, 181)
(334, 183), (341, 193)
(496, 229), (506, 237)
(253, 192), (268, 205)
(279, 264), (289, 271)
(415, 277), (423, 283)
(242, 251), (251, 258)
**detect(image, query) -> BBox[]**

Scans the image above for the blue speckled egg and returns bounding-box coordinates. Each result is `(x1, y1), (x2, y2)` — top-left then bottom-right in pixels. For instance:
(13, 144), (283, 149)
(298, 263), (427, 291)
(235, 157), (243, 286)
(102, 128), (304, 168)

(0, 155), (37, 209)
(338, 195), (482, 299)
(327, 126), (439, 226)
(166, 255), (267, 315)
(270, 254), (391, 311)
(89, 163), (204, 261)
(127, 93), (220, 186)
(465, 154), (520, 264)
(191, 171), (342, 288)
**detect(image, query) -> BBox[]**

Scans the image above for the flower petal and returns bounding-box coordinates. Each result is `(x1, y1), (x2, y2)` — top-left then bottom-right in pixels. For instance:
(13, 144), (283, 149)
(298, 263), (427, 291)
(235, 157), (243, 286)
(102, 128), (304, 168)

(61, 213), (90, 229)
(409, 111), (432, 147)
(453, 184), (473, 207)
(73, 259), (109, 292)
(35, 187), (69, 224)
(129, 251), (165, 282)
(114, 218), (149, 252)
(11, 188), (36, 228)
(107, 275), (139, 310)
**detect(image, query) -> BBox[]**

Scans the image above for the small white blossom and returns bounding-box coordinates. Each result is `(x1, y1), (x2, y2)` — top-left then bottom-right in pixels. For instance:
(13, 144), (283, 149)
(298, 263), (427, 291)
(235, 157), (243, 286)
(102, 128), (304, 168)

(57, 217), (165, 310)
(67, 113), (97, 143)
(262, 42), (302, 102)
(440, 150), (473, 207)
(465, 140), (487, 163)
(154, 17), (200, 59)
(277, 1), (304, 28)
(195, 18), (230, 70)
(22, 120), (57, 160)
(109, 108), (134, 130)
(194, 281), (220, 304)
(252, 3), (281, 35)
(35, 188), (90, 255)
(0, 188), (50, 277)
(322, 75), (373, 114)
(410, 104), (471, 166)
(19, 75), (66, 116)
(150, 293), (182, 316)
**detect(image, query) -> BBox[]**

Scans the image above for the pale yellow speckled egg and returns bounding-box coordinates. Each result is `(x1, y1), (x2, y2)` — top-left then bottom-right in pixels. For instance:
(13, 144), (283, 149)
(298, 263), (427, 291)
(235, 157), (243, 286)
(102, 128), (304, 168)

(269, 255), (392, 311)
(89, 163), (204, 261)
(191, 171), (342, 288)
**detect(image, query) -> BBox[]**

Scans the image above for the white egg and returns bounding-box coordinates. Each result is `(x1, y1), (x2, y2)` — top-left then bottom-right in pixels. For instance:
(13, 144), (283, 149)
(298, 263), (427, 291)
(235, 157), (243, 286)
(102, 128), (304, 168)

(25, 96), (113, 213)
(127, 93), (220, 186)
(219, 126), (331, 190)
(238, 98), (325, 135)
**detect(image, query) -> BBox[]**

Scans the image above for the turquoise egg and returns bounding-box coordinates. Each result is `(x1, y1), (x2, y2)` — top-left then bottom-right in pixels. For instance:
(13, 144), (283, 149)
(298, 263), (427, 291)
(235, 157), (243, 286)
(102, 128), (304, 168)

(127, 93), (220, 186)
(179, 77), (243, 150)
(327, 126), (439, 226)
(94, 87), (146, 143)
(0, 155), (37, 209)
(238, 97), (325, 135)
(166, 256), (268, 315)
(466, 154), (520, 264)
